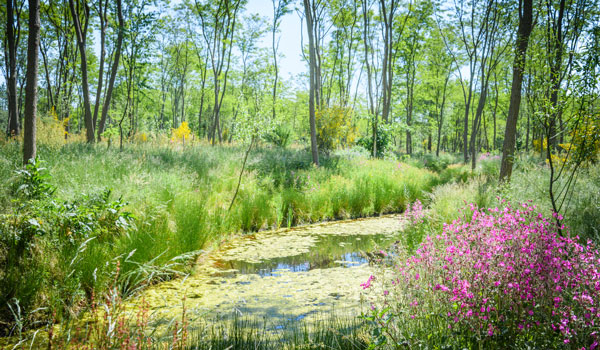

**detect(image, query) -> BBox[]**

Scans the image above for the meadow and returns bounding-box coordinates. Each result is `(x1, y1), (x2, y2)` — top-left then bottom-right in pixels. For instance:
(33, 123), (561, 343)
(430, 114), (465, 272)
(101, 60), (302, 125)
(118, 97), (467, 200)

(0, 138), (598, 349)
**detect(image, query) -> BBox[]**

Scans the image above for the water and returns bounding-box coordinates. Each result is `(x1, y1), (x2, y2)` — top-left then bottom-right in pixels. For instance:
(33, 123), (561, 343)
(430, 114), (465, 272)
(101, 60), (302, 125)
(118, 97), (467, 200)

(216, 233), (394, 276)
(133, 215), (404, 330)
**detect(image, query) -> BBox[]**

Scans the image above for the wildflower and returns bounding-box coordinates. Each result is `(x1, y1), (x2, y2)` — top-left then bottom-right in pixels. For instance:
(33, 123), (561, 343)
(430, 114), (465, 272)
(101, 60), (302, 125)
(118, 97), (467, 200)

(365, 200), (600, 345)
(361, 275), (374, 289)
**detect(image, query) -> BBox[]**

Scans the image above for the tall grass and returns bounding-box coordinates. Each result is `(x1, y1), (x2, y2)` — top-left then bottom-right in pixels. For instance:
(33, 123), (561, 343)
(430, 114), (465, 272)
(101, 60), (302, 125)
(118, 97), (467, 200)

(0, 142), (450, 335)
(501, 155), (600, 242)
(187, 315), (368, 350)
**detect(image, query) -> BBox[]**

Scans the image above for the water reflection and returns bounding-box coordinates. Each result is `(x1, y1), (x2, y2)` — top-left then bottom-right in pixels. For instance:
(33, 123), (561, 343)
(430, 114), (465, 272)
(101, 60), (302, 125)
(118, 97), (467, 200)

(215, 233), (394, 276)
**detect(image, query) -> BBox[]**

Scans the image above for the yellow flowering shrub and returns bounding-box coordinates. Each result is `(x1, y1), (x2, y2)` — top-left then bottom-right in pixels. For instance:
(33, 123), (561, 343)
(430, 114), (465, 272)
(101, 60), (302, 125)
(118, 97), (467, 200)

(134, 132), (148, 143)
(171, 121), (191, 144)
(38, 107), (71, 147)
(315, 106), (357, 152)
(533, 138), (548, 153)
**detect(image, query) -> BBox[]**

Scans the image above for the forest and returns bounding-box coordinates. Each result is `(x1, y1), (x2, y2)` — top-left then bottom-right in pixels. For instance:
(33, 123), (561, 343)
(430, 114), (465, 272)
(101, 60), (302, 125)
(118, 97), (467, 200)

(1, 0), (599, 348)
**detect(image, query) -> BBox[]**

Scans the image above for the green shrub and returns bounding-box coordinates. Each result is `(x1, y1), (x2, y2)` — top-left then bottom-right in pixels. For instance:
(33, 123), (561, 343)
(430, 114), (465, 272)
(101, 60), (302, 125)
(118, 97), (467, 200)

(0, 161), (134, 335)
(356, 124), (391, 158)
(263, 125), (292, 148)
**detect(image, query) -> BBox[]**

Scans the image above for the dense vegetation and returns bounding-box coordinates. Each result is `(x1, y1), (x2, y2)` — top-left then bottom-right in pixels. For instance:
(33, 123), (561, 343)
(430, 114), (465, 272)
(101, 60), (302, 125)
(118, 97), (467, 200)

(1, 0), (599, 348)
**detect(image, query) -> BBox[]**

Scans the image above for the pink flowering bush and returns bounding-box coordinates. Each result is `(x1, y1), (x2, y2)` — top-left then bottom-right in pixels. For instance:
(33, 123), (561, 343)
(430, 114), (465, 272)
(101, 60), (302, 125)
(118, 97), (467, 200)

(403, 199), (425, 225)
(363, 201), (600, 348)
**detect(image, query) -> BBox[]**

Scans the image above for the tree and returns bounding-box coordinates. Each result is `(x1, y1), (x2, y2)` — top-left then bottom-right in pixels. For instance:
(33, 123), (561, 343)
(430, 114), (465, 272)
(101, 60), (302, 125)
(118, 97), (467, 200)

(378, 0), (398, 125)
(271, 0), (291, 121)
(5, 0), (23, 137)
(195, 0), (243, 145)
(303, 0), (321, 165)
(23, 0), (41, 164)
(68, 0), (95, 143)
(361, 0), (378, 157)
(499, 0), (534, 182)
(97, 0), (124, 141)
(467, 0), (511, 170)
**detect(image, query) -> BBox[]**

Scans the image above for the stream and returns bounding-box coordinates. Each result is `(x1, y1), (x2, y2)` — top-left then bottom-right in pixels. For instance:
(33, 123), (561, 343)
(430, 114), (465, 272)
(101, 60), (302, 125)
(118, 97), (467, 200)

(132, 215), (405, 332)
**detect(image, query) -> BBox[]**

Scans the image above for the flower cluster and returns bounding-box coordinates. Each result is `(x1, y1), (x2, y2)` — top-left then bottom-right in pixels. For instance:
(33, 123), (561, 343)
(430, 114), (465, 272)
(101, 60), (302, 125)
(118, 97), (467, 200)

(372, 201), (600, 347)
(478, 152), (500, 161)
(403, 199), (425, 225)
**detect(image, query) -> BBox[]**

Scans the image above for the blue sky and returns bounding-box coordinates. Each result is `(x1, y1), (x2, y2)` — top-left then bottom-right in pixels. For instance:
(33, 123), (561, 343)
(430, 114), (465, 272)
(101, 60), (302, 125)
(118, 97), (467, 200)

(244, 0), (307, 80)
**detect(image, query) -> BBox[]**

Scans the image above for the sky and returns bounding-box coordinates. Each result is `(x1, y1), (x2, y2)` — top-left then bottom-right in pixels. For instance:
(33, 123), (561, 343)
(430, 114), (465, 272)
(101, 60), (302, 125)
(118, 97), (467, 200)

(244, 0), (307, 81)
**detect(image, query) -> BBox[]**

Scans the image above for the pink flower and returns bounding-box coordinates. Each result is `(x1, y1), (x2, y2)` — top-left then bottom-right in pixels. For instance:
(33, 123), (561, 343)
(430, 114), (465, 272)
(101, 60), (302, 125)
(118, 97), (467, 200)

(361, 275), (374, 289)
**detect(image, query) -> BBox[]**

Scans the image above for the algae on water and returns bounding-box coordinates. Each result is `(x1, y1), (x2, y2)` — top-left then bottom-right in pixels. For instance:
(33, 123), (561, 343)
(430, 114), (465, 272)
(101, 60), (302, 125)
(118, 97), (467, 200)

(131, 215), (404, 330)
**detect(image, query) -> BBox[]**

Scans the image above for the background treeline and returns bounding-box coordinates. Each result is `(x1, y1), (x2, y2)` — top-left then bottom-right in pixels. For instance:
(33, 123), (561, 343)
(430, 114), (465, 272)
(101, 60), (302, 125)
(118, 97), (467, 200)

(1, 0), (598, 166)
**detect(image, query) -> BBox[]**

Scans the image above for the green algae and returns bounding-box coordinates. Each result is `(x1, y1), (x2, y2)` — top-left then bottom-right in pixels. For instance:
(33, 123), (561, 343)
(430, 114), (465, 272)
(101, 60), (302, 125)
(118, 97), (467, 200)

(130, 215), (404, 332)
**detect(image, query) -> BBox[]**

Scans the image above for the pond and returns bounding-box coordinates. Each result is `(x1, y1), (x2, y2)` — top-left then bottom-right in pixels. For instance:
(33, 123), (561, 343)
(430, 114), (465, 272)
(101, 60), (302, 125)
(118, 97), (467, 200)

(132, 215), (405, 332)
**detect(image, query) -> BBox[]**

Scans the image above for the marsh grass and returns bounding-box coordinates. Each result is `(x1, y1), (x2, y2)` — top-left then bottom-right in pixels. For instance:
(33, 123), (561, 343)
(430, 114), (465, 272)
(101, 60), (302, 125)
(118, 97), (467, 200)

(0, 142), (448, 336)
(186, 315), (368, 350)
(501, 154), (600, 242)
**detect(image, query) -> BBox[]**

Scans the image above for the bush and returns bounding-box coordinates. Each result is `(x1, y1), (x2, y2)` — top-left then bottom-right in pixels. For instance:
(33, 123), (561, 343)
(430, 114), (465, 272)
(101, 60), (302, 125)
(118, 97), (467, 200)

(0, 160), (134, 336)
(263, 125), (291, 148)
(363, 201), (600, 349)
(316, 106), (358, 152)
(357, 124), (391, 158)
(419, 153), (456, 173)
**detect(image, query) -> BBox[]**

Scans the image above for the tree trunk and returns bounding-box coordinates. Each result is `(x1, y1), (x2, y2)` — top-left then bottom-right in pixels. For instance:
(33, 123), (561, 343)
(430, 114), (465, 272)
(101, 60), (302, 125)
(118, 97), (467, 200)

(361, 0), (376, 157)
(97, 0), (123, 141)
(40, 40), (54, 111)
(23, 0), (40, 164)
(470, 79), (489, 170)
(69, 0), (95, 143)
(198, 65), (207, 137)
(304, 0), (319, 166)
(436, 71), (450, 157)
(499, 0), (533, 181)
(92, 0), (107, 131)
(6, 0), (21, 137)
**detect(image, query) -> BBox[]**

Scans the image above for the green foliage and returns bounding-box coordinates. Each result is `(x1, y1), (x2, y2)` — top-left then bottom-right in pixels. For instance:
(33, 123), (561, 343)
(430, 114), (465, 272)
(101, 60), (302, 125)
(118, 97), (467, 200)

(0, 161), (135, 336)
(357, 124), (391, 158)
(316, 106), (358, 152)
(13, 158), (56, 199)
(419, 153), (457, 172)
(263, 125), (292, 148)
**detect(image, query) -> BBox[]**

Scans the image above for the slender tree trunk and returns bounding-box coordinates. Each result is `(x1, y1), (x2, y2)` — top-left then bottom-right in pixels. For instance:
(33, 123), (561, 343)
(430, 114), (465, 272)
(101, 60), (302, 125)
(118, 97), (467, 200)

(92, 0), (107, 131)
(97, 0), (123, 141)
(228, 136), (255, 211)
(40, 40), (54, 111)
(463, 80), (473, 163)
(198, 65), (207, 137)
(471, 76), (489, 170)
(23, 0), (41, 164)
(271, 0), (283, 121)
(492, 74), (499, 150)
(499, 0), (533, 181)
(6, 0), (20, 137)
(436, 71), (450, 157)
(406, 52), (416, 155)
(69, 0), (95, 143)
(525, 109), (530, 152)
(361, 0), (376, 157)
(304, 0), (319, 165)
